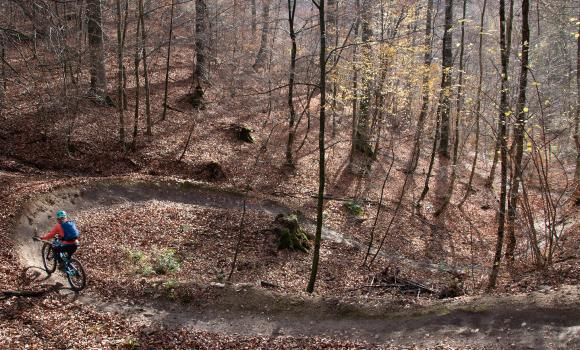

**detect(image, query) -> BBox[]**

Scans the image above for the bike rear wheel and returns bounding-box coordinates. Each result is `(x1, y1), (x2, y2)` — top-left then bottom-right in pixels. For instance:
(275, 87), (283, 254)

(41, 244), (57, 274)
(66, 258), (86, 291)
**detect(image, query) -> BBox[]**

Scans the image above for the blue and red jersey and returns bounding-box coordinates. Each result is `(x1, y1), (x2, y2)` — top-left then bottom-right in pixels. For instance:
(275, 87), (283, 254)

(41, 220), (79, 245)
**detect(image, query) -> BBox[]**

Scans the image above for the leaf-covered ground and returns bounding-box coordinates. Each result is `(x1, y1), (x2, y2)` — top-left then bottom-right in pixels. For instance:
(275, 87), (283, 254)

(0, 19), (578, 348)
(1, 173), (578, 349)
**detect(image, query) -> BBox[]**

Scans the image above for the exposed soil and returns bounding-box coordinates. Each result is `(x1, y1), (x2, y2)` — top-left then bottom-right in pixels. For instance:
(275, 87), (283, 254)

(9, 177), (580, 349)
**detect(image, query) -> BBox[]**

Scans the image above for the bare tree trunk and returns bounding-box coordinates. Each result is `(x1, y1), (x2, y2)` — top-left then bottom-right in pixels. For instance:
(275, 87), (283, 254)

(131, 3), (142, 151)
(161, 0), (175, 121)
(307, 0), (326, 294)
(349, 0), (360, 168)
(487, 0), (514, 187)
(251, 0), (257, 36)
(328, 0), (338, 138)
(253, 0), (271, 70)
(422, 0), (453, 208)
(417, 107), (440, 205)
(505, 0), (530, 264)
(437, 0), (453, 160)
(86, 0), (107, 100)
(285, 0), (297, 166)
(575, 6), (580, 205)
(407, 0), (434, 173)
(460, 0), (487, 206)
(179, 115), (196, 162)
(188, 0), (209, 109)
(435, 0), (466, 216)
(354, 0), (374, 159)
(0, 35), (4, 116)
(195, 0), (209, 83)
(363, 143), (394, 267)
(139, 0), (151, 136)
(116, 0), (126, 148)
(488, 0), (511, 290)
(521, 179), (544, 267)
(121, 1), (129, 110)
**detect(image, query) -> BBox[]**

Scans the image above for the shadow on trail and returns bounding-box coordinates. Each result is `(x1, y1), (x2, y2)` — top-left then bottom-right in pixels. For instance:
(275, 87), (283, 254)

(15, 265), (81, 304)
(19, 265), (51, 286)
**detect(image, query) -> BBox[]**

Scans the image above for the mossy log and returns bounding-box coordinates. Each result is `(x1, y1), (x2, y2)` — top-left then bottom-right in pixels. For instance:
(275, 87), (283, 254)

(274, 213), (312, 252)
(230, 124), (254, 143)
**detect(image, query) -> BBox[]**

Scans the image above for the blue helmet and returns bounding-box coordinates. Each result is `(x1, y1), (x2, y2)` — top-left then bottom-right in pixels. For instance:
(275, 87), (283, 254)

(56, 210), (68, 219)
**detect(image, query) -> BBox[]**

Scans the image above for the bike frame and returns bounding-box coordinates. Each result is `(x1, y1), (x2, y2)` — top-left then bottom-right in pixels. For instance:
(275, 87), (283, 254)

(47, 238), (78, 276)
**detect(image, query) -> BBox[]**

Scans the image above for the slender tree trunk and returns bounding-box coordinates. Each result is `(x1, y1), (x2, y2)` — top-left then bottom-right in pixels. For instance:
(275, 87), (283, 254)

(116, 0), (126, 147)
(574, 6), (580, 205)
(139, 0), (151, 136)
(363, 143), (395, 266)
(329, 0), (339, 138)
(0, 35), (5, 115)
(132, 4), (141, 151)
(436, 0), (466, 216)
(438, 0), (453, 159)
(251, 0), (257, 36)
(179, 117), (196, 162)
(521, 179), (544, 267)
(407, 0), (434, 173)
(161, 0), (175, 121)
(419, 0), (454, 205)
(1, 34), (5, 92)
(354, 0), (374, 158)
(307, 0), (326, 294)
(417, 107), (440, 205)
(460, 0), (487, 206)
(488, 0), (511, 290)
(86, 0), (107, 100)
(188, 0), (209, 109)
(488, 0), (514, 187)
(286, 0), (297, 166)
(121, 1), (129, 110)
(253, 0), (271, 70)
(349, 0), (361, 168)
(194, 0), (209, 83)
(505, 0), (530, 264)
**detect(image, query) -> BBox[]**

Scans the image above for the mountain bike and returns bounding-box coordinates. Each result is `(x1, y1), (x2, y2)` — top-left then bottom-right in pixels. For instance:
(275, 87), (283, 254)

(33, 237), (87, 291)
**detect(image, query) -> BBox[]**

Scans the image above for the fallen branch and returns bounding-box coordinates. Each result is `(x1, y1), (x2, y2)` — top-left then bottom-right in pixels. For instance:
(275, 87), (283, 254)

(0, 283), (64, 300)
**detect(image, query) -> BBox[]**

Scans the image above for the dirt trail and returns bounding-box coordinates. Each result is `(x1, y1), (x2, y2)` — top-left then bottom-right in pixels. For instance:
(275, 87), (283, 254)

(13, 179), (580, 349)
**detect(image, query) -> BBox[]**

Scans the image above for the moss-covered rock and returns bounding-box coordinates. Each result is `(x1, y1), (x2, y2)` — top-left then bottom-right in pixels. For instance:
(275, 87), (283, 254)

(274, 213), (311, 252)
(230, 123), (254, 143)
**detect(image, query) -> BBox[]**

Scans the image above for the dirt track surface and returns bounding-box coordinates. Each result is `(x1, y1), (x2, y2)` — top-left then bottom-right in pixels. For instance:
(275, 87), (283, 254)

(10, 178), (580, 349)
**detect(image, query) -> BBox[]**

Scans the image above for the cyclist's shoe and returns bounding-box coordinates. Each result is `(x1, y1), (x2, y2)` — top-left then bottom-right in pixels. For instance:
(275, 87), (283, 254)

(58, 262), (66, 271)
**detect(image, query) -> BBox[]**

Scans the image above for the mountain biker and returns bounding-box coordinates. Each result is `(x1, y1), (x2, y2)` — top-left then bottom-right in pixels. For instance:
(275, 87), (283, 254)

(37, 210), (80, 269)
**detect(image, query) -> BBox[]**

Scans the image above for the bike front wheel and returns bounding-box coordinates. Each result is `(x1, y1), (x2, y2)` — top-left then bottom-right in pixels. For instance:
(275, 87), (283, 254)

(66, 258), (87, 291)
(41, 244), (57, 274)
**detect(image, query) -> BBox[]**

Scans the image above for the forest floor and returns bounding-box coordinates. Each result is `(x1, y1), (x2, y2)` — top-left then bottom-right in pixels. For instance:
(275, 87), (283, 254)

(1, 33), (579, 348)
(0, 173), (578, 349)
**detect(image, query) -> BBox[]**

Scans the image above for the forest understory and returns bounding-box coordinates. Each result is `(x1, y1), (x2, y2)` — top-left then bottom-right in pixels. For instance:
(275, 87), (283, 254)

(1, 0), (579, 349)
